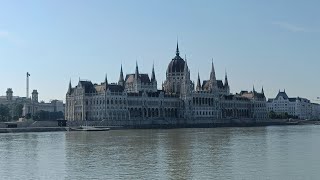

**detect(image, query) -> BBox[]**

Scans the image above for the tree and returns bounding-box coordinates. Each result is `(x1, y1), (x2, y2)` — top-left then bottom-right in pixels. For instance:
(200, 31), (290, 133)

(0, 104), (11, 122)
(34, 110), (64, 121)
(269, 111), (276, 119)
(25, 113), (32, 119)
(12, 103), (23, 120)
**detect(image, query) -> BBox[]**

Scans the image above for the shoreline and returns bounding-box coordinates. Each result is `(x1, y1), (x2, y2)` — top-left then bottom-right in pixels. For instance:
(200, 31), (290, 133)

(0, 120), (317, 133)
(0, 127), (68, 133)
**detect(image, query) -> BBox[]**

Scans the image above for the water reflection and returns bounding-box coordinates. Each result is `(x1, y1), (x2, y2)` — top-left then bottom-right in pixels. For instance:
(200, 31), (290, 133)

(1, 126), (320, 179)
(0, 132), (66, 179)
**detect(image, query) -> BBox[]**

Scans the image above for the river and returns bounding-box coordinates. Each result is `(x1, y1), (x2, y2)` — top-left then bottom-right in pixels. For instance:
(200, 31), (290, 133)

(0, 125), (319, 179)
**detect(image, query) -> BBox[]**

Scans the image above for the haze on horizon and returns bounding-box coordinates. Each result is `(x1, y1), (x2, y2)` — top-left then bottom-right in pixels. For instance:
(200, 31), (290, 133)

(0, 0), (319, 102)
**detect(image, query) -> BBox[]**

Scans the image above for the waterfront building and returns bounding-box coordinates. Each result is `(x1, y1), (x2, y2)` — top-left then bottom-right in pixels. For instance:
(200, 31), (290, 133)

(0, 88), (65, 119)
(22, 90), (65, 117)
(266, 90), (319, 120)
(311, 103), (320, 120)
(0, 88), (29, 105)
(239, 87), (268, 120)
(65, 43), (269, 126)
(0, 88), (30, 119)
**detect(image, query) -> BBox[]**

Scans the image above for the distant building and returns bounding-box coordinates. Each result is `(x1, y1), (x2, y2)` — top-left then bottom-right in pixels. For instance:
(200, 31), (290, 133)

(239, 87), (268, 120)
(0, 88), (29, 105)
(0, 88), (30, 119)
(311, 103), (320, 120)
(22, 90), (65, 117)
(267, 90), (319, 119)
(65, 42), (268, 126)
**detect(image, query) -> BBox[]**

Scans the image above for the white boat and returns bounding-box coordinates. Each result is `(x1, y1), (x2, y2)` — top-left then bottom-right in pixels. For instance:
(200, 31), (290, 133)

(70, 126), (110, 131)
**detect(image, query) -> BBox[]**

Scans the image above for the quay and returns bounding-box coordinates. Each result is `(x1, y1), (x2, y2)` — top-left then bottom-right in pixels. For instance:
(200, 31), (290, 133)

(0, 127), (68, 133)
(0, 119), (317, 133)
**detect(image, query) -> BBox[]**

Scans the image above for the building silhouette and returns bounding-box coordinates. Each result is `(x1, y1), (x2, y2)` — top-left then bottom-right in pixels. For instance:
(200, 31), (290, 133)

(65, 42), (268, 126)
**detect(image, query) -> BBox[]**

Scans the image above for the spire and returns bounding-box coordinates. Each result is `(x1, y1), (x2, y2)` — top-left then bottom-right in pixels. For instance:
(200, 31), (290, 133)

(253, 85), (255, 93)
(176, 40), (180, 56)
(210, 59), (216, 81)
(224, 70), (229, 87)
(105, 74), (108, 89)
(196, 72), (202, 91)
(135, 61), (139, 79)
(118, 64), (124, 86)
(183, 56), (188, 75)
(262, 86), (264, 94)
(151, 63), (156, 82)
(67, 79), (72, 95)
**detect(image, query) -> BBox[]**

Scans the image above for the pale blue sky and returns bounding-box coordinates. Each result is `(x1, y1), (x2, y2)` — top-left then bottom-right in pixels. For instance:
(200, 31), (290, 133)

(0, 0), (319, 102)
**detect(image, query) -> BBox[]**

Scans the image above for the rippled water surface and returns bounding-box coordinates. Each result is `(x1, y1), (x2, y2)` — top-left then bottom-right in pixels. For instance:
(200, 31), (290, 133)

(1, 125), (320, 179)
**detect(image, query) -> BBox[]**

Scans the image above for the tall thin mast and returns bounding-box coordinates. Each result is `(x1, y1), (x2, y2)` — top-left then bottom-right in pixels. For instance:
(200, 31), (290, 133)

(26, 72), (30, 98)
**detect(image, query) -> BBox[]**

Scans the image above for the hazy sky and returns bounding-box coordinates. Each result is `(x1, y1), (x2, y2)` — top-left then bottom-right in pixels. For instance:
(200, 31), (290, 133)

(0, 0), (319, 102)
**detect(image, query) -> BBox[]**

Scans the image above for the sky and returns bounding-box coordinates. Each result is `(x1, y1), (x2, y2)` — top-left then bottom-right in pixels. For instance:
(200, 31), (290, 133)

(0, 0), (319, 102)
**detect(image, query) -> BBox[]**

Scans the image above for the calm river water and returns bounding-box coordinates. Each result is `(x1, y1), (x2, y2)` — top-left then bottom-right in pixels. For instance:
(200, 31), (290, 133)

(0, 125), (320, 180)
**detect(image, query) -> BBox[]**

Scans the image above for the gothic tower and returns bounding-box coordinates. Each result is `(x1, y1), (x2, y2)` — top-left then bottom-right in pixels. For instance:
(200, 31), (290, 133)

(208, 60), (218, 93)
(163, 41), (188, 94)
(224, 71), (230, 94)
(118, 65), (124, 87)
(196, 72), (202, 91)
(6, 88), (13, 101)
(32, 90), (38, 103)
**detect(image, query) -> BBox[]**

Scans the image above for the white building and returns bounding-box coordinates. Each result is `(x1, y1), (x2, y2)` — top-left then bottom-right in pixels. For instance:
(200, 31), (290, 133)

(65, 42), (269, 126)
(311, 103), (320, 120)
(267, 90), (318, 120)
(22, 90), (65, 117)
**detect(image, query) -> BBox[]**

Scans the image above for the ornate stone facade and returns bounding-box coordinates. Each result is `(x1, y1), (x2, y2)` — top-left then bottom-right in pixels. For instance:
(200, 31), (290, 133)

(65, 43), (268, 126)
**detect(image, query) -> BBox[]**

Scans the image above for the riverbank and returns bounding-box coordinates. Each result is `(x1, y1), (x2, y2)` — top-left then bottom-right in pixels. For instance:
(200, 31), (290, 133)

(0, 119), (318, 133)
(0, 127), (68, 133)
(123, 120), (297, 129)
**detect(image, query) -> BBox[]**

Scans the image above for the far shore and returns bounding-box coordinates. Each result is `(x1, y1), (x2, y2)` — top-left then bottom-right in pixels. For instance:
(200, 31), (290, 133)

(0, 119), (319, 133)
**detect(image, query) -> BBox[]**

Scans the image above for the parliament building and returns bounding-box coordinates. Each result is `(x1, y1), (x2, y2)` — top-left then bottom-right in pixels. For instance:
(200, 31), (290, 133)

(65, 43), (268, 126)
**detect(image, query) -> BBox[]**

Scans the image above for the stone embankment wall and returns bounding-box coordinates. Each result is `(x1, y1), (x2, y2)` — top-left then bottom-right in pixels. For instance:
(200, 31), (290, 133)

(66, 118), (289, 128)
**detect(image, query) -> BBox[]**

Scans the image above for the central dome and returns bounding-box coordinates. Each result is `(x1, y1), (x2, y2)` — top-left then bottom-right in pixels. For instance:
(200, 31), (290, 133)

(167, 43), (185, 73)
(167, 55), (185, 73)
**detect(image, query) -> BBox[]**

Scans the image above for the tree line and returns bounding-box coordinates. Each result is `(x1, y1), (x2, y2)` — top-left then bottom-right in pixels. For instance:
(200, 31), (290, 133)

(0, 103), (64, 122)
(268, 111), (298, 119)
(0, 104), (23, 122)
(31, 110), (64, 121)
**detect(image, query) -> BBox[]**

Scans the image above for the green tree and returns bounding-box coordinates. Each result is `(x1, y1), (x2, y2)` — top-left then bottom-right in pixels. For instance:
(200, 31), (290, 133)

(12, 103), (23, 120)
(34, 111), (64, 121)
(25, 113), (32, 119)
(0, 104), (11, 122)
(269, 111), (276, 119)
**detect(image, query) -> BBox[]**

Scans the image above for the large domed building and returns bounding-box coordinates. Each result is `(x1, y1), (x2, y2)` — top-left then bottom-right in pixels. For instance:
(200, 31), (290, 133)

(167, 44), (186, 74)
(65, 42), (268, 126)
(163, 43), (193, 94)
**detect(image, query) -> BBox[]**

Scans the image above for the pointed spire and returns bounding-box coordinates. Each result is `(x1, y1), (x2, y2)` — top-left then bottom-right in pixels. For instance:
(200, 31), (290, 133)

(196, 72), (202, 91)
(224, 69), (229, 87)
(67, 79), (72, 95)
(253, 85), (255, 92)
(135, 61), (139, 79)
(105, 73), (108, 88)
(262, 86), (264, 94)
(210, 58), (216, 81)
(183, 55), (188, 75)
(120, 64), (124, 79)
(176, 40), (180, 56)
(118, 64), (124, 86)
(151, 63), (156, 82)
